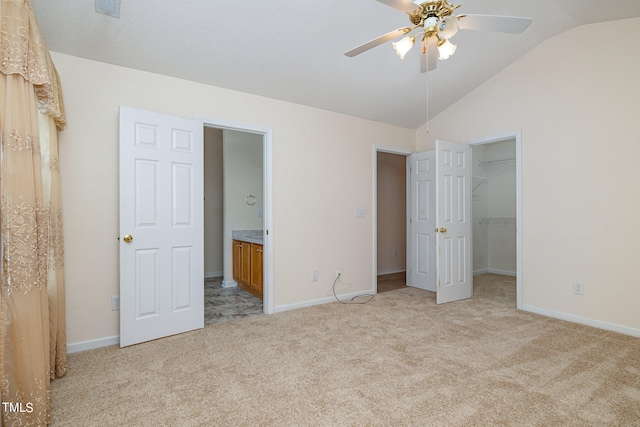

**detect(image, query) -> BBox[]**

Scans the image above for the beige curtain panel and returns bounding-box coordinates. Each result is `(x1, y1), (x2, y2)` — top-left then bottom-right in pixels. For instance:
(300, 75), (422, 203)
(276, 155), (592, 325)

(1, 0), (67, 425)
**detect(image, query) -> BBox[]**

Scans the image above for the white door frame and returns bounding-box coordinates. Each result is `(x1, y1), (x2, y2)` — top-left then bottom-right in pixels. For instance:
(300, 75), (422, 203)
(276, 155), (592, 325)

(372, 145), (414, 293)
(467, 130), (523, 309)
(197, 116), (274, 315)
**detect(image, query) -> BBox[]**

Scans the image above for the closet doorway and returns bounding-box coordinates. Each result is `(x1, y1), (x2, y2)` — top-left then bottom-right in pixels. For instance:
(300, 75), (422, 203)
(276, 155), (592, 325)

(469, 132), (522, 308)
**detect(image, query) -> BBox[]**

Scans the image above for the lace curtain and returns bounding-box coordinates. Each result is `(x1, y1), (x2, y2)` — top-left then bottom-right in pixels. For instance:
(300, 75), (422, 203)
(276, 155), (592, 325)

(1, 0), (67, 425)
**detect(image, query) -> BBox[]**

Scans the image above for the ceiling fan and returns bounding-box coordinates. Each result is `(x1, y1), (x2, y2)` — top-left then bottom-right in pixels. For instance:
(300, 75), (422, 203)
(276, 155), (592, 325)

(345, 0), (533, 72)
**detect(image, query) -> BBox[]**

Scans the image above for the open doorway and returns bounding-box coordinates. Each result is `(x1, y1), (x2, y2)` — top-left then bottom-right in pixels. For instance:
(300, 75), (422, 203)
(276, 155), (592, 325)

(118, 107), (273, 347)
(373, 147), (413, 294)
(469, 132), (522, 307)
(202, 122), (273, 323)
(376, 151), (408, 293)
(203, 127), (263, 324)
(373, 134), (521, 306)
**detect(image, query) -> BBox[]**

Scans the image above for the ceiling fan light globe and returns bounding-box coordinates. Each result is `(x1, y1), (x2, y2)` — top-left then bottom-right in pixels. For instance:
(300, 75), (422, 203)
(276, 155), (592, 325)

(437, 16), (459, 39)
(392, 36), (415, 60)
(437, 39), (457, 60)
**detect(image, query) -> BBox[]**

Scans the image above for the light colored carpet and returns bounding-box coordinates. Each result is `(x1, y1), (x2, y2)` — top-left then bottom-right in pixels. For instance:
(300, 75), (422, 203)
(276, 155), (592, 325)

(52, 274), (640, 426)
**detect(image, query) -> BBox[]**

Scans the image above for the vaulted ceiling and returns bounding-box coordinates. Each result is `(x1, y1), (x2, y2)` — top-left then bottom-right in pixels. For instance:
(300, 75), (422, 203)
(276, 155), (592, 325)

(30, 0), (640, 128)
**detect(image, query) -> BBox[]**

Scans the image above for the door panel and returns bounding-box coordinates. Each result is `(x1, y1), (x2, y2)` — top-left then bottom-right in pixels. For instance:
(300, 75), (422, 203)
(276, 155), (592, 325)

(409, 151), (436, 292)
(436, 140), (472, 304)
(120, 106), (204, 347)
(135, 249), (159, 318)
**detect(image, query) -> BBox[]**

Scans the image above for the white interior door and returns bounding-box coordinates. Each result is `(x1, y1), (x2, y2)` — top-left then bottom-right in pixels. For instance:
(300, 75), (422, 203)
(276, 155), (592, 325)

(119, 106), (204, 347)
(436, 140), (472, 304)
(408, 151), (436, 291)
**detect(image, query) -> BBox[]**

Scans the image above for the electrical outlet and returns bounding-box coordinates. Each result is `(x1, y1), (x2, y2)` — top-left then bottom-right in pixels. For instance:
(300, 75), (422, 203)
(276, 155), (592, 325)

(311, 271), (318, 282)
(335, 269), (341, 279)
(111, 296), (120, 311)
(573, 281), (584, 295)
(393, 249), (397, 257)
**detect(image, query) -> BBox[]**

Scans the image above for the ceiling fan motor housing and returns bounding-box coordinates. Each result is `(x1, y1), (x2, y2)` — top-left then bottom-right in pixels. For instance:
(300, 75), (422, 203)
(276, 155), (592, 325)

(417, 1), (459, 23)
(411, 1), (460, 39)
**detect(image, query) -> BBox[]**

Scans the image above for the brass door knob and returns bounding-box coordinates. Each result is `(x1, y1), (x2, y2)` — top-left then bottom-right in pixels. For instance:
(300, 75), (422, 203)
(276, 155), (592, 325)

(123, 234), (133, 243)
(439, 228), (447, 233)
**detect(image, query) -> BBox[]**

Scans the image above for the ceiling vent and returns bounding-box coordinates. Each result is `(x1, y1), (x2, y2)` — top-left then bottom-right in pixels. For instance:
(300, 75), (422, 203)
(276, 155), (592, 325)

(95, 0), (120, 18)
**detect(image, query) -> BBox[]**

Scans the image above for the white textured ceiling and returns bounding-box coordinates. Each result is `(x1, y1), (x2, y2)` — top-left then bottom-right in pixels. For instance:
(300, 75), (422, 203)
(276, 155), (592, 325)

(30, 0), (640, 129)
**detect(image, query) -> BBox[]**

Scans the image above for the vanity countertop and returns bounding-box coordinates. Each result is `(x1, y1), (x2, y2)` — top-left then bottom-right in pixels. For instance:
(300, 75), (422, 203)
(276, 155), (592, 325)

(232, 230), (263, 245)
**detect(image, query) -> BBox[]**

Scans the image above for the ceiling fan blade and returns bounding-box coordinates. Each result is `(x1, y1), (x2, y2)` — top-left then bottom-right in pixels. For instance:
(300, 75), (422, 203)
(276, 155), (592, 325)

(375, 0), (419, 14)
(344, 27), (411, 57)
(458, 14), (533, 34)
(420, 37), (437, 73)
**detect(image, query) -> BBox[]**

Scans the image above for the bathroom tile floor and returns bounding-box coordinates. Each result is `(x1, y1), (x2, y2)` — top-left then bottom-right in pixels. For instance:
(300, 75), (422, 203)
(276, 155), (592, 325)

(204, 277), (263, 325)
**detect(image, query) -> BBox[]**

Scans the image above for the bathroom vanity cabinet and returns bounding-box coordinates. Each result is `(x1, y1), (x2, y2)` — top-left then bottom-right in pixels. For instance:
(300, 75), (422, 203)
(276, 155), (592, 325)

(232, 239), (263, 300)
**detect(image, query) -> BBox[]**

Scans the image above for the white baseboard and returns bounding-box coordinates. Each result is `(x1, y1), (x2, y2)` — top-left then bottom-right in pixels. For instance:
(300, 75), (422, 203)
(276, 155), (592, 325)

(274, 290), (375, 314)
(520, 305), (640, 338)
(488, 268), (516, 277)
(205, 270), (223, 278)
(222, 280), (237, 288)
(67, 335), (119, 354)
(377, 267), (406, 276)
(474, 268), (516, 277)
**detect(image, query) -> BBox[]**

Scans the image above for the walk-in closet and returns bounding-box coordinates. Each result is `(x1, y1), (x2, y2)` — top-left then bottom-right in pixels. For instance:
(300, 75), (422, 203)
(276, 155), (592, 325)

(472, 139), (516, 276)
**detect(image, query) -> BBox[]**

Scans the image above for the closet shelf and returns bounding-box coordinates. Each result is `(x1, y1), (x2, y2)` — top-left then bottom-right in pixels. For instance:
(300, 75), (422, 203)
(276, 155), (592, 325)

(479, 158), (516, 167)
(479, 217), (516, 225)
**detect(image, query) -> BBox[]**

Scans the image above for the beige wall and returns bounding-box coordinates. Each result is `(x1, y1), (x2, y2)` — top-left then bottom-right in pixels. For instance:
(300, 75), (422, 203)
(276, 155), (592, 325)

(417, 18), (640, 332)
(376, 152), (406, 275)
(204, 127), (224, 277)
(54, 52), (416, 345)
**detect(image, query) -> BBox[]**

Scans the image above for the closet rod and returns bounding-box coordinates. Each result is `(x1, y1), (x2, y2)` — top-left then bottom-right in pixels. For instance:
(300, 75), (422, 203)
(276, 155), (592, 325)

(479, 217), (516, 225)
(479, 158), (516, 166)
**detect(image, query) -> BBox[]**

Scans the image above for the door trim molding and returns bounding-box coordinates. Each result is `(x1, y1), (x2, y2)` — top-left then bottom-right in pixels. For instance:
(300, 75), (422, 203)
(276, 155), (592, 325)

(196, 116), (274, 315)
(467, 130), (523, 308)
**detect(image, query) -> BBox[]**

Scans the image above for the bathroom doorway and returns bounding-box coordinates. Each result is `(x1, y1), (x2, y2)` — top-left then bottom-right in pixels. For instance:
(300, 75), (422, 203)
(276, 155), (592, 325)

(203, 123), (272, 323)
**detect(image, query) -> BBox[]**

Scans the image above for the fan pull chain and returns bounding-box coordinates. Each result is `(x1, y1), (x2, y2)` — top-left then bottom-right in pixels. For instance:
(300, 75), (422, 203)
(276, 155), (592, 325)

(425, 59), (429, 133)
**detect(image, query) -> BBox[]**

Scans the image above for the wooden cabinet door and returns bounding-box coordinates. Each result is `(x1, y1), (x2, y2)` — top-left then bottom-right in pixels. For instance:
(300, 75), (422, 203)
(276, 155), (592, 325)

(250, 243), (263, 296)
(240, 241), (251, 287)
